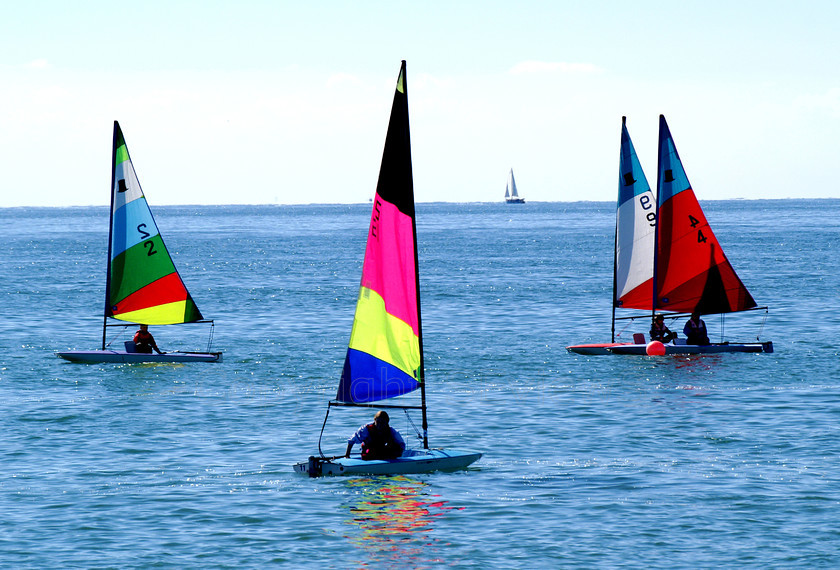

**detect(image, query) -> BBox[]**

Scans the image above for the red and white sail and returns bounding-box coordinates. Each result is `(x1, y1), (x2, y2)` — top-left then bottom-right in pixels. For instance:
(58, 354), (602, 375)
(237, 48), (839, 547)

(614, 117), (656, 310)
(654, 115), (756, 314)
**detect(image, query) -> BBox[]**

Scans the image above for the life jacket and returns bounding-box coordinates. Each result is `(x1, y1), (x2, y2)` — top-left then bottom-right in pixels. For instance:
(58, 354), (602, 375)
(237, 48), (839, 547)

(685, 319), (709, 345)
(650, 322), (667, 340)
(360, 423), (401, 460)
(134, 330), (155, 353)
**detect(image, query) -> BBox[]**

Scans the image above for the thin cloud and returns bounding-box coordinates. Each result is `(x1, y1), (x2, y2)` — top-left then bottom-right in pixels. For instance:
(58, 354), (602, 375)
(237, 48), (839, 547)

(795, 87), (840, 118)
(0, 59), (51, 70)
(326, 72), (362, 88)
(25, 59), (50, 69)
(509, 61), (602, 75)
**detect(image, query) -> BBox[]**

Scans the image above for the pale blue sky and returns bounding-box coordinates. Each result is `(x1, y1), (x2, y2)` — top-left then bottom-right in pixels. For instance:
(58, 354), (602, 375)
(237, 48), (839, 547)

(1, 1), (838, 206)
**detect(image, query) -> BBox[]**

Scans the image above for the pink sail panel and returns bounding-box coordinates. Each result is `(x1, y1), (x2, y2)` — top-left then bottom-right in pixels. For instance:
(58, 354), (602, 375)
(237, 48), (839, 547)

(358, 194), (419, 336)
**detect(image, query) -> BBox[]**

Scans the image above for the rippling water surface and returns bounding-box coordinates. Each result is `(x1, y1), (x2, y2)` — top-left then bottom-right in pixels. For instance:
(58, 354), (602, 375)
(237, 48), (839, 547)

(1, 200), (839, 567)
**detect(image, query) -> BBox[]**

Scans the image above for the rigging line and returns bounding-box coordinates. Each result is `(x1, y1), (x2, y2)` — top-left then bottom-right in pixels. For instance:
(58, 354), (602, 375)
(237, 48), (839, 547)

(206, 322), (215, 353)
(615, 317), (636, 339)
(317, 404), (333, 459)
(104, 325), (131, 348)
(403, 408), (423, 443)
(757, 307), (768, 341)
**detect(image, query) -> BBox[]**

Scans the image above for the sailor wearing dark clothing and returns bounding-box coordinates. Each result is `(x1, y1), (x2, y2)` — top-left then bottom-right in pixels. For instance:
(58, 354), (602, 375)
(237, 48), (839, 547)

(345, 410), (406, 460)
(650, 315), (678, 343)
(683, 311), (710, 345)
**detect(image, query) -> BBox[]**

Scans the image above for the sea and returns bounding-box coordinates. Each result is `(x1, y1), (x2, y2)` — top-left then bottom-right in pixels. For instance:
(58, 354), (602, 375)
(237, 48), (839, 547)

(1, 199), (839, 568)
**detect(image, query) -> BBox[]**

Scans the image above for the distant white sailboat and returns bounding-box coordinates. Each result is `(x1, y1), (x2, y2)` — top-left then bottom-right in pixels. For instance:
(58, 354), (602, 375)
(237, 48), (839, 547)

(505, 169), (525, 203)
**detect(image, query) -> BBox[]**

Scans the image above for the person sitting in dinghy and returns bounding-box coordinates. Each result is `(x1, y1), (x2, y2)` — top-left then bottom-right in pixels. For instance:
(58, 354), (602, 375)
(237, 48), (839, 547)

(683, 311), (710, 345)
(650, 314), (678, 343)
(345, 410), (406, 460)
(133, 324), (165, 354)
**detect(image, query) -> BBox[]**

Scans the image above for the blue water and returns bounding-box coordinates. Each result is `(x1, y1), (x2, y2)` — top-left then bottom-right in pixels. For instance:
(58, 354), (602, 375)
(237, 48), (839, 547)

(1, 200), (839, 567)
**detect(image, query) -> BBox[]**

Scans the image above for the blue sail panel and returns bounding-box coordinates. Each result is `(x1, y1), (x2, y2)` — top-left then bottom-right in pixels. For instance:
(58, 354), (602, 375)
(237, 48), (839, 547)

(617, 120), (652, 206)
(657, 117), (693, 205)
(111, 197), (159, 258)
(336, 348), (420, 404)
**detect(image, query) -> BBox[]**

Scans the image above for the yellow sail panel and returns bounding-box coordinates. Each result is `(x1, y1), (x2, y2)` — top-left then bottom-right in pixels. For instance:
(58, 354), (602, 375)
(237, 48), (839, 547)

(348, 286), (420, 378)
(114, 300), (191, 326)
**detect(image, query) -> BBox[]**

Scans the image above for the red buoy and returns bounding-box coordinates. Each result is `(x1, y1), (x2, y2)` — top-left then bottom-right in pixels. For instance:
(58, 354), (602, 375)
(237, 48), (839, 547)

(646, 340), (666, 356)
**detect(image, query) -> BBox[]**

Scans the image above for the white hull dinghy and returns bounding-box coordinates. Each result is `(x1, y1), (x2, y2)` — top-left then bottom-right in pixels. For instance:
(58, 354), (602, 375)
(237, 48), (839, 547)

(567, 116), (772, 356)
(57, 122), (221, 364)
(294, 62), (481, 477)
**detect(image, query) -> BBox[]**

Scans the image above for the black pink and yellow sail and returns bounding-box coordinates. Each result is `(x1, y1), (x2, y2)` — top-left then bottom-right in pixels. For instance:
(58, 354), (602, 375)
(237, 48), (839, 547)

(654, 115), (756, 314)
(336, 61), (422, 404)
(105, 121), (203, 325)
(614, 117), (656, 310)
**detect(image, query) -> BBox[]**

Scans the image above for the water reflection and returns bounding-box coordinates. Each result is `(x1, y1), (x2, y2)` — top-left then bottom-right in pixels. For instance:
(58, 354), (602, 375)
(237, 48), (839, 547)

(342, 475), (461, 566)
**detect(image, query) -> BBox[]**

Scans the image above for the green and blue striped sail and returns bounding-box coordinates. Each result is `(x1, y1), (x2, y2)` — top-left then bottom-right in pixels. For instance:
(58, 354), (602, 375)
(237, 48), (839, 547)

(105, 121), (203, 325)
(336, 61), (422, 404)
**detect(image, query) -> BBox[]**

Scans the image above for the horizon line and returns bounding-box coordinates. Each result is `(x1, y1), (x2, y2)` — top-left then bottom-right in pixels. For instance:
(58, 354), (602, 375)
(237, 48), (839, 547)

(0, 197), (833, 209)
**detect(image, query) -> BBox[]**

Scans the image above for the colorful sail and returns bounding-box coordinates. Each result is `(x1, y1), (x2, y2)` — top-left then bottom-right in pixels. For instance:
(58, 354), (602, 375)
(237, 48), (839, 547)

(654, 115), (756, 314)
(336, 61), (422, 404)
(105, 121), (204, 325)
(614, 117), (656, 310)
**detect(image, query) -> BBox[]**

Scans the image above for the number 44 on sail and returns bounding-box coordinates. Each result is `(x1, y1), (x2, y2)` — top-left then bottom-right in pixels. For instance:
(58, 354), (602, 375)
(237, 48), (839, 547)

(567, 116), (773, 356)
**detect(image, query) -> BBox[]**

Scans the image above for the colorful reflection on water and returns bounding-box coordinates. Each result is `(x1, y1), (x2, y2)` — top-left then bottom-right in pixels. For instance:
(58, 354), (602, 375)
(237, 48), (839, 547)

(342, 475), (463, 566)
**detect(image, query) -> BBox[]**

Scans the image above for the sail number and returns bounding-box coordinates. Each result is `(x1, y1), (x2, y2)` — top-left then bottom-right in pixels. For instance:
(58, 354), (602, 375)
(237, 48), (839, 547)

(137, 223), (157, 256)
(370, 198), (382, 239)
(639, 194), (656, 227)
(688, 214), (708, 243)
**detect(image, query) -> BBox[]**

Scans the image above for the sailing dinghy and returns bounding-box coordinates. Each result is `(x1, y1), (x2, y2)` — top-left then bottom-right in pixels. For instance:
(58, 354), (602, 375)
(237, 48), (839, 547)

(505, 168), (525, 203)
(567, 116), (772, 356)
(57, 122), (221, 364)
(294, 61), (481, 477)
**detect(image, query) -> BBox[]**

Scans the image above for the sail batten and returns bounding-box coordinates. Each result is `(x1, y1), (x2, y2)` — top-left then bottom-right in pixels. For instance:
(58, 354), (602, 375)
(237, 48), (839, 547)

(336, 61), (422, 405)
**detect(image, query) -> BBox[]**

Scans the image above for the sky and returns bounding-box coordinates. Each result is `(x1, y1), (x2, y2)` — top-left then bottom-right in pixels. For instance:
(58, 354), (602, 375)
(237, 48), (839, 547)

(1, 0), (838, 206)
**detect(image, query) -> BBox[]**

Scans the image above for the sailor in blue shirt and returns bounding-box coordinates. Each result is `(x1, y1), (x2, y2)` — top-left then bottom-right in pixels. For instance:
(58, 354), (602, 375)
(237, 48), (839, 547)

(345, 410), (406, 460)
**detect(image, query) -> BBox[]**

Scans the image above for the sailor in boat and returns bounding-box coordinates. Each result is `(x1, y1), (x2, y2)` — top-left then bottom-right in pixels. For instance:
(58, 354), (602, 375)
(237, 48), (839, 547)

(650, 314), (678, 343)
(345, 410), (406, 461)
(683, 312), (710, 345)
(133, 324), (165, 354)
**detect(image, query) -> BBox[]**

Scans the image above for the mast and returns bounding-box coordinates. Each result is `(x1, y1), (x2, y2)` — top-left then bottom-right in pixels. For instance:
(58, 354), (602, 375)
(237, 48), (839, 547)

(102, 121), (118, 350)
(402, 61), (428, 449)
(652, 115), (664, 320)
(611, 117), (625, 342)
